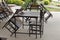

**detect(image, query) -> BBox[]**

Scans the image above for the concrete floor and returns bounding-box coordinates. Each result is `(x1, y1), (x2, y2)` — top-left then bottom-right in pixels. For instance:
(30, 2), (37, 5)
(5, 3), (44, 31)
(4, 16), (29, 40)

(0, 12), (60, 40)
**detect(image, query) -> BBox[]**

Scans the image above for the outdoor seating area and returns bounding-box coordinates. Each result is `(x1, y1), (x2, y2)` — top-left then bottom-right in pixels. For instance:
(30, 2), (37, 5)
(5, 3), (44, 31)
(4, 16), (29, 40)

(1, 0), (60, 40)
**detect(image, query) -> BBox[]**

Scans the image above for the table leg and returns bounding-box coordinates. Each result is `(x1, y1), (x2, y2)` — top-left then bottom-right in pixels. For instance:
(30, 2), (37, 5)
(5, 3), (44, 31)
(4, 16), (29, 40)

(22, 17), (24, 29)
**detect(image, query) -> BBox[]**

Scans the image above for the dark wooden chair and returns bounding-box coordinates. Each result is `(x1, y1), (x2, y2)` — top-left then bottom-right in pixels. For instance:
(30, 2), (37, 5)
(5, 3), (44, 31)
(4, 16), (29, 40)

(2, 9), (22, 37)
(29, 8), (44, 39)
(5, 17), (20, 37)
(29, 4), (53, 39)
(0, 0), (12, 21)
(0, 6), (7, 21)
(1, 0), (22, 37)
(40, 4), (53, 22)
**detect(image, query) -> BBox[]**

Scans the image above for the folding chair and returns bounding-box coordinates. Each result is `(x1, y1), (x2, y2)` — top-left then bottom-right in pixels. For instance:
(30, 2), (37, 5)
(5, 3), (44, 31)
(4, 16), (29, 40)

(40, 4), (53, 22)
(0, 5), (6, 21)
(2, 9), (22, 37)
(2, 0), (22, 37)
(4, 17), (20, 37)
(0, 0), (12, 21)
(28, 7), (44, 39)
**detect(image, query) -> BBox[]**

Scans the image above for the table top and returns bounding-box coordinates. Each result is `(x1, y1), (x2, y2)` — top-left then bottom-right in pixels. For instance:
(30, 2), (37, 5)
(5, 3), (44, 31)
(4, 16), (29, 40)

(10, 6), (21, 13)
(14, 11), (40, 18)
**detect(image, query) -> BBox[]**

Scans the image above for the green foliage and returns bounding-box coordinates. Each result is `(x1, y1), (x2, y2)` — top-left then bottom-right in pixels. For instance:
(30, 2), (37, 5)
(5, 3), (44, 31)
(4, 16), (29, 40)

(6, 0), (24, 5)
(6, 0), (32, 9)
(15, 0), (24, 6)
(40, 0), (43, 1)
(6, 0), (11, 4)
(33, 0), (36, 4)
(7, 0), (15, 4)
(22, 0), (32, 10)
(44, 0), (50, 5)
(49, 0), (52, 2)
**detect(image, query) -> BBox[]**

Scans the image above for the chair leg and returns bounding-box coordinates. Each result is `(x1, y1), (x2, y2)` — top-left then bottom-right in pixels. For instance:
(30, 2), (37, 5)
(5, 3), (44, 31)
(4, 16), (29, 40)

(36, 26), (37, 39)
(29, 25), (33, 37)
(29, 24), (43, 38)
(31, 26), (33, 33)
(40, 25), (42, 38)
(29, 26), (30, 37)
(41, 20), (44, 35)
(15, 29), (16, 38)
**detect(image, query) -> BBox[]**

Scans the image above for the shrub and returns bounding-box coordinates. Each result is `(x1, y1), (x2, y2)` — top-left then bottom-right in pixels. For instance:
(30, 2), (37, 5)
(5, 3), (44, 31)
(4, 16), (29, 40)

(6, 0), (11, 4)
(6, 0), (25, 6)
(6, 0), (32, 9)
(22, 0), (32, 10)
(15, 0), (24, 6)
(40, 0), (43, 1)
(6, 0), (16, 4)
(44, 0), (50, 5)
(49, 0), (52, 2)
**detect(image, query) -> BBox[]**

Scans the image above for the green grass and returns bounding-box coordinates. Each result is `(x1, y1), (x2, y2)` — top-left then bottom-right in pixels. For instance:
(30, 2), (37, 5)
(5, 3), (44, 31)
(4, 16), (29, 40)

(53, 1), (60, 4)
(28, 7), (60, 12)
(50, 1), (60, 6)
(46, 7), (60, 12)
(37, 0), (60, 12)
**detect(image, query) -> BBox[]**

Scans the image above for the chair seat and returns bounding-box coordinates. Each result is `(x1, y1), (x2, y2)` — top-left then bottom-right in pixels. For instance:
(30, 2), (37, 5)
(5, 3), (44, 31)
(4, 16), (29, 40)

(30, 23), (41, 26)
(29, 19), (41, 26)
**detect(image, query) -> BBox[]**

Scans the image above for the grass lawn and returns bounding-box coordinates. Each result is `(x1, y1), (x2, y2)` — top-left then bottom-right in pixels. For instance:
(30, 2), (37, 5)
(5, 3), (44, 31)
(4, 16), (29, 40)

(52, 1), (60, 5)
(37, 0), (60, 12)
(29, 7), (60, 12)
(46, 7), (60, 12)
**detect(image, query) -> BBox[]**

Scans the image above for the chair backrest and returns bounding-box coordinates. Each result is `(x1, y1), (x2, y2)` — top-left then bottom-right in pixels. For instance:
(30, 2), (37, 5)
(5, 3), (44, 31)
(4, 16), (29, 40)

(1, 0), (13, 14)
(40, 4), (53, 22)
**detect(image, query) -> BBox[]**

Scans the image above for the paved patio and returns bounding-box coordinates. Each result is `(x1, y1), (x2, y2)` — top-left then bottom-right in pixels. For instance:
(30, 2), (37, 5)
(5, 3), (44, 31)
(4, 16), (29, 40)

(0, 12), (60, 40)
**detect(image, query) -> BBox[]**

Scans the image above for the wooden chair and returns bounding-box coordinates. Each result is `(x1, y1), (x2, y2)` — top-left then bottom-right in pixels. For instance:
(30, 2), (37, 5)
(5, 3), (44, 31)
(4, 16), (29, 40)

(29, 7), (44, 38)
(40, 4), (53, 22)
(5, 17), (20, 37)
(0, 0), (12, 21)
(29, 4), (53, 39)
(2, 0), (22, 37)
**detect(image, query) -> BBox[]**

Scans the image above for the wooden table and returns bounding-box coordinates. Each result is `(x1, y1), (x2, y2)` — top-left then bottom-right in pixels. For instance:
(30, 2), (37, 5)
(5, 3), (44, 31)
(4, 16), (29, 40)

(14, 11), (40, 28)
(14, 11), (44, 38)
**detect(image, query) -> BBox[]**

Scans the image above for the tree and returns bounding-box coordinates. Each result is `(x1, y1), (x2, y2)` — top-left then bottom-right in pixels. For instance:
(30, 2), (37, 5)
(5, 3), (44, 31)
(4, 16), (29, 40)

(31, 0), (37, 4)
(49, 0), (52, 2)
(40, 0), (43, 1)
